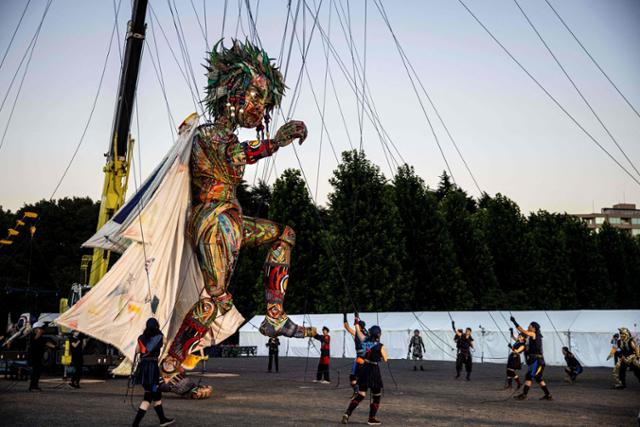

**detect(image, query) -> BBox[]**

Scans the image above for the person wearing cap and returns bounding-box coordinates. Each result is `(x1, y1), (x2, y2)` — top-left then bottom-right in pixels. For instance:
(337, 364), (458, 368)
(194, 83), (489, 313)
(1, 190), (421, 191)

(344, 313), (369, 394)
(266, 337), (280, 373)
(452, 321), (474, 381)
(505, 328), (525, 389)
(408, 329), (426, 371)
(313, 326), (331, 384)
(341, 323), (387, 425)
(28, 321), (55, 391)
(132, 318), (174, 426)
(510, 316), (553, 401)
(69, 331), (84, 388)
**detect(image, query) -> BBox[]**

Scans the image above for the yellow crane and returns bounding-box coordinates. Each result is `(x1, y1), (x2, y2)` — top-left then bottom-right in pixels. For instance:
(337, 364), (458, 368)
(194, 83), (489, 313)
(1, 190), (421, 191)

(88, 0), (148, 286)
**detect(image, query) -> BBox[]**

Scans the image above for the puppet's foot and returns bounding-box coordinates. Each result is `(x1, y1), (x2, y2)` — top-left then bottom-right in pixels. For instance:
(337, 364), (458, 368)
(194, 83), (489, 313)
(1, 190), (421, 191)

(259, 316), (316, 338)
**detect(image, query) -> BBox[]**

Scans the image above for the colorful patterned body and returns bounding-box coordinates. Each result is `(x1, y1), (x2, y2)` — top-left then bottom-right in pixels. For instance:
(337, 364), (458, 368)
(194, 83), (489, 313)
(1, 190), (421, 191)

(161, 124), (311, 378)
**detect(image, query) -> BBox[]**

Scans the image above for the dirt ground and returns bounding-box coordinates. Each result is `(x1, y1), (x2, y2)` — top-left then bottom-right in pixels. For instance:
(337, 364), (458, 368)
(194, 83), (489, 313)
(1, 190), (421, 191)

(0, 357), (638, 426)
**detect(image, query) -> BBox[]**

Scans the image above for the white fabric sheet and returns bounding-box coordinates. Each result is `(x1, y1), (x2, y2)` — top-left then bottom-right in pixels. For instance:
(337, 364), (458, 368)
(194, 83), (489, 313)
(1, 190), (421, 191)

(56, 116), (245, 363)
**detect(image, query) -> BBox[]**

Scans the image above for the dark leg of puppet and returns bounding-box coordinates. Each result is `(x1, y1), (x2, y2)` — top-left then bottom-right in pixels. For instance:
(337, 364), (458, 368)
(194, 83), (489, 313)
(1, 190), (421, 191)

(241, 218), (312, 339)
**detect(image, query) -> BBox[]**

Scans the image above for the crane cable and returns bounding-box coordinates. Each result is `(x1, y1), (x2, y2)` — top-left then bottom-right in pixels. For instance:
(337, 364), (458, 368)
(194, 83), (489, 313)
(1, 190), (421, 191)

(0, 0), (32, 72)
(457, 0), (640, 189)
(514, 0), (640, 181)
(544, 0), (640, 126)
(0, 0), (52, 155)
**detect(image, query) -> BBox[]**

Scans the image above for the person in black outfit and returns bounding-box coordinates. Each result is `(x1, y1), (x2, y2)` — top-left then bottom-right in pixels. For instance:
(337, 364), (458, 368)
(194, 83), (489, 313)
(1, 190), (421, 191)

(341, 324), (388, 426)
(267, 337), (280, 373)
(69, 331), (84, 388)
(506, 329), (525, 389)
(408, 330), (426, 371)
(28, 321), (54, 391)
(510, 316), (553, 401)
(452, 321), (474, 380)
(132, 318), (174, 427)
(314, 327), (331, 383)
(562, 346), (583, 383)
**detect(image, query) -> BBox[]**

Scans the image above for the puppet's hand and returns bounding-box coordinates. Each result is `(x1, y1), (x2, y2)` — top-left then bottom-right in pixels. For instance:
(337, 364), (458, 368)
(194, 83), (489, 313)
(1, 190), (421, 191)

(275, 120), (307, 147)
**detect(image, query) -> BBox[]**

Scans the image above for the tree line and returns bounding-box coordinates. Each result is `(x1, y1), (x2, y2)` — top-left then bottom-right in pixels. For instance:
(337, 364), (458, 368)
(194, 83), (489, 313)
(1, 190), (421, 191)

(1, 150), (639, 325)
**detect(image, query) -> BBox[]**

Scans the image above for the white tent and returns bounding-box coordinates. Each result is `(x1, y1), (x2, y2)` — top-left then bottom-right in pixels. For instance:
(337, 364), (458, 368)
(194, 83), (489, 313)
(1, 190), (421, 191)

(239, 310), (640, 367)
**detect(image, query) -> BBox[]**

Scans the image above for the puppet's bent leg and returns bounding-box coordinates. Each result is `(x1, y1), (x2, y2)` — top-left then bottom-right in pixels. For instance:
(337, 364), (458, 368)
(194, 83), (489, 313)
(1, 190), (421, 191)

(242, 217), (314, 338)
(161, 208), (241, 379)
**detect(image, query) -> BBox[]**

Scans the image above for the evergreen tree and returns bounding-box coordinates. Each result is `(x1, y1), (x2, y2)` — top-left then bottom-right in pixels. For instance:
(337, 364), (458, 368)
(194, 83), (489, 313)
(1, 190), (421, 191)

(562, 216), (610, 308)
(476, 193), (529, 307)
(597, 223), (640, 308)
(523, 212), (574, 309)
(392, 165), (470, 310)
(323, 150), (403, 312)
(438, 185), (497, 309)
(0, 198), (99, 326)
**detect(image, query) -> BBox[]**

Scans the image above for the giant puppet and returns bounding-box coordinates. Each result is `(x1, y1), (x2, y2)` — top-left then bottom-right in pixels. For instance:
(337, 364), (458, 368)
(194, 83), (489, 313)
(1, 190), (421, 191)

(161, 40), (314, 381)
(57, 40), (314, 398)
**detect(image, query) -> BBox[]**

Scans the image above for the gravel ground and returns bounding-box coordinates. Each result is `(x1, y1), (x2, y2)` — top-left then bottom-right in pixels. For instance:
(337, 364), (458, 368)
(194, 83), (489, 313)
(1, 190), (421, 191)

(0, 357), (638, 426)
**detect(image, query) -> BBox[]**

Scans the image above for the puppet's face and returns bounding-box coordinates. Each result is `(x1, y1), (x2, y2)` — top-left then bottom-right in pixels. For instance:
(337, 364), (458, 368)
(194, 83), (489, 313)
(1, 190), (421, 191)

(235, 74), (269, 128)
(619, 328), (630, 342)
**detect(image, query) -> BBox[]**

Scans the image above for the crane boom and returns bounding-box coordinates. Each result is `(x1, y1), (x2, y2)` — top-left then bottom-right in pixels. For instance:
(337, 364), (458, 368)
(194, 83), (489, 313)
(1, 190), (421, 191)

(89, 0), (148, 286)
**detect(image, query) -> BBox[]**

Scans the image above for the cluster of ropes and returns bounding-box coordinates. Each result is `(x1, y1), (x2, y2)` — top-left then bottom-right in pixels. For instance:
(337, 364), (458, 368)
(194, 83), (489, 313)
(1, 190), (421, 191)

(1, 0), (635, 371)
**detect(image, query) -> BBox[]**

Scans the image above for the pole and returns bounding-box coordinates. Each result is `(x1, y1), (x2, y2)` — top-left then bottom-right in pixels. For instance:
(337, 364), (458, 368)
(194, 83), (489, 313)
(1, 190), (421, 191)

(89, 0), (148, 285)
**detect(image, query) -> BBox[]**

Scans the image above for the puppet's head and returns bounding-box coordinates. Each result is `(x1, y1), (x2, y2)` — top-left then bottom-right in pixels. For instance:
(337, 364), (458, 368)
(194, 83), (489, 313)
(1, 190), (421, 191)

(204, 39), (285, 129)
(619, 327), (631, 343)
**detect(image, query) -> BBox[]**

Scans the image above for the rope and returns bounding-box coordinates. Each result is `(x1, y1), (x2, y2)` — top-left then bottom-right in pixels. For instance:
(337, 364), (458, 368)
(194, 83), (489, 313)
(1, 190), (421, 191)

(544, 0), (640, 124)
(131, 97), (154, 310)
(0, 0), (32, 72)
(371, 0), (454, 183)
(0, 0), (52, 154)
(457, 0), (640, 189)
(375, 0), (482, 194)
(220, 0), (228, 42)
(167, 0), (207, 117)
(514, 0), (640, 181)
(314, 0), (332, 200)
(317, 1), (405, 168)
(48, 0), (119, 200)
(148, 3), (202, 116)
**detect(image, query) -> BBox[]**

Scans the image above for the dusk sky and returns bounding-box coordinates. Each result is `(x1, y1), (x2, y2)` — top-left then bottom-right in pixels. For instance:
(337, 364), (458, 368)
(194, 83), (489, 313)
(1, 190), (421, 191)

(0, 0), (639, 214)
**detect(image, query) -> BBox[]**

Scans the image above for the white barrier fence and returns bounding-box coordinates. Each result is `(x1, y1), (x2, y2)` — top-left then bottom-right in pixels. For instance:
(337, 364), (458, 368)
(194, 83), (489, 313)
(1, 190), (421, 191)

(239, 310), (639, 367)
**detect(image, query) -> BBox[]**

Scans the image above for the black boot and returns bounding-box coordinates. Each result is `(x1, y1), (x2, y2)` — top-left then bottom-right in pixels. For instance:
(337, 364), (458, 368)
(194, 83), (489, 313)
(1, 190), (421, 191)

(154, 404), (175, 426)
(132, 409), (146, 427)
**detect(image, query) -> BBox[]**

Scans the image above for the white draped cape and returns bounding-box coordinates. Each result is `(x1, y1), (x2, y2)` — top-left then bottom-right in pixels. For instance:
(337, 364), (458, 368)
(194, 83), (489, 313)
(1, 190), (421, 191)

(56, 115), (245, 364)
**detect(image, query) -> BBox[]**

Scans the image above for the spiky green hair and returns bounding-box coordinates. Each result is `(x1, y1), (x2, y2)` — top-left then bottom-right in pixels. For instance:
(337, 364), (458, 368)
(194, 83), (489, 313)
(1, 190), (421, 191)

(204, 39), (285, 117)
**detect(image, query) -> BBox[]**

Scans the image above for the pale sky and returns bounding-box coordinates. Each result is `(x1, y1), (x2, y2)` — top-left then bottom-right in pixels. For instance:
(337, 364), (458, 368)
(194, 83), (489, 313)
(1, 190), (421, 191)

(0, 0), (639, 214)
